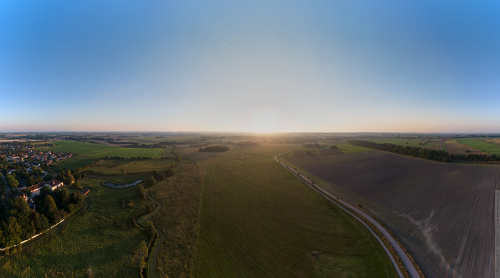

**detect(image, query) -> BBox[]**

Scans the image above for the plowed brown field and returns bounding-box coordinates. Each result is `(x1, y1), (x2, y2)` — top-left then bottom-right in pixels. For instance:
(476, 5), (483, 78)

(284, 149), (498, 278)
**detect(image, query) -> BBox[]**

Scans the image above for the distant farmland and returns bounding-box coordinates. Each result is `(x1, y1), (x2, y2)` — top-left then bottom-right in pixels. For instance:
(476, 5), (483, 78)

(38, 141), (171, 169)
(457, 138), (500, 156)
(284, 148), (497, 278)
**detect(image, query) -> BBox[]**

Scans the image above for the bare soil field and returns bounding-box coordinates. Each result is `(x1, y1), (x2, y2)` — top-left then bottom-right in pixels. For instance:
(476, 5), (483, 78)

(284, 149), (498, 278)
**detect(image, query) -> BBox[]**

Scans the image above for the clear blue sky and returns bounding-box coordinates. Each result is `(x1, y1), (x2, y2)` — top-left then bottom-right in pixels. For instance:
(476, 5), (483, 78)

(1, 1), (500, 133)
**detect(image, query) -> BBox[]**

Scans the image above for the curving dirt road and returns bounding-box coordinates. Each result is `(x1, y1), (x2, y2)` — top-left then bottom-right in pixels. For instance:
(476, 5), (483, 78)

(275, 153), (422, 278)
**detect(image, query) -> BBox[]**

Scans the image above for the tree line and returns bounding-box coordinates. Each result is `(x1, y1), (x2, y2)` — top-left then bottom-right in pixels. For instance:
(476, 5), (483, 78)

(348, 140), (498, 162)
(199, 146), (229, 152)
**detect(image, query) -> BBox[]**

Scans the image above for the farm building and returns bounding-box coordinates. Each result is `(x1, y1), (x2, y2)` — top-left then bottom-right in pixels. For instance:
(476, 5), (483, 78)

(45, 179), (64, 190)
(24, 179), (64, 198)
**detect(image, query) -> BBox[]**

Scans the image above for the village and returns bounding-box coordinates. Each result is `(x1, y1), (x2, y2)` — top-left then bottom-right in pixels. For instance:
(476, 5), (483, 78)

(0, 142), (72, 167)
(0, 142), (77, 207)
(0, 142), (86, 251)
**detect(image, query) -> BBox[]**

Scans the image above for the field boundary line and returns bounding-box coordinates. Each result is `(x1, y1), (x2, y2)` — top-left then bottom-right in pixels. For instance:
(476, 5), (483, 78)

(274, 152), (423, 278)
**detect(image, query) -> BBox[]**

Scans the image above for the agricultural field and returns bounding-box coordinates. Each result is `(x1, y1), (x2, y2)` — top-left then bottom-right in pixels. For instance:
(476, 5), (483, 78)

(0, 178), (150, 277)
(284, 147), (497, 277)
(37, 141), (172, 170)
(128, 134), (202, 145)
(444, 139), (484, 155)
(86, 159), (175, 176)
(458, 138), (500, 156)
(336, 143), (373, 153)
(484, 137), (500, 145)
(193, 143), (397, 277)
(361, 138), (429, 148)
(421, 138), (445, 151)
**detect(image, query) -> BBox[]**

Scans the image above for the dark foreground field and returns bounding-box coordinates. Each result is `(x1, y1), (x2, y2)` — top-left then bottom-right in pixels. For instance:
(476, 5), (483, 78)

(285, 147), (497, 278)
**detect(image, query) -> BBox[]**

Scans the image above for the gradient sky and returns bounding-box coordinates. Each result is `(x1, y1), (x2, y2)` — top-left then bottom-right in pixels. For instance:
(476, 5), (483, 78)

(1, 1), (500, 133)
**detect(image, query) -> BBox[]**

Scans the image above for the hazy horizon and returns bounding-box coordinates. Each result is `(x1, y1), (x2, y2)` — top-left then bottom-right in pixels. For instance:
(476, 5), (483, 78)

(2, 1), (500, 133)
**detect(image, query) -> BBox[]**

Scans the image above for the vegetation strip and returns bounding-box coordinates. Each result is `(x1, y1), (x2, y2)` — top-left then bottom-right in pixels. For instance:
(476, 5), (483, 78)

(275, 153), (423, 278)
(349, 140), (499, 162)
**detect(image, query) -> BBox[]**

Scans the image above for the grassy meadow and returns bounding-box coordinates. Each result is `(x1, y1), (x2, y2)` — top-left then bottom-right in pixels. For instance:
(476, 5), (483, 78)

(0, 178), (150, 277)
(284, 147), (498, 277)
(193, 143), (397, 277)
(86, 159), (175, 176)
(457, 138), (500, 155)
(38, 141), (172, 170)
(147, 157), (207, 277)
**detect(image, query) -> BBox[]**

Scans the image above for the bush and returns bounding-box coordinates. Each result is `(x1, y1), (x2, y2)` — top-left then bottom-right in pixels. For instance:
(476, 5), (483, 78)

(122, 200), (135, 209)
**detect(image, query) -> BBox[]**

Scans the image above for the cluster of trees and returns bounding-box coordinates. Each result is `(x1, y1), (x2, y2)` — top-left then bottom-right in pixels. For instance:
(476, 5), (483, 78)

(58, 169), (75, 185)
(0, 187), (85, 248)
(144, 165), (177, 188)
(199, 146), (229, 152)
(1, 163), (50, 188)
(348, 140), (498, 162)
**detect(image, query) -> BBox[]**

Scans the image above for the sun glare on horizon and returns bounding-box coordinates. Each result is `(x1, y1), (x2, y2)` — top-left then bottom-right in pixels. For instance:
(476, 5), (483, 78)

(250, 107), (279, 133)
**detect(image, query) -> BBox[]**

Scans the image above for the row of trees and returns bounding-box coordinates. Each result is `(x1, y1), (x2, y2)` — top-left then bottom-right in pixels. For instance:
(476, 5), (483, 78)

(348, 140), (498, 162)
(199, 146), (229, 152)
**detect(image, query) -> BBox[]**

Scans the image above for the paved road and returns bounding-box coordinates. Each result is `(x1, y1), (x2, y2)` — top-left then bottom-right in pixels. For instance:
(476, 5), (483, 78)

(274, 153), (422, 278)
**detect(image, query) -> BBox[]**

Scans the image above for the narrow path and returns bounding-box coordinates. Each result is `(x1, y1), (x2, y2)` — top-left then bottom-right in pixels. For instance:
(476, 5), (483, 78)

(136, 193), (164, 278)
(275, 154), (422, 278)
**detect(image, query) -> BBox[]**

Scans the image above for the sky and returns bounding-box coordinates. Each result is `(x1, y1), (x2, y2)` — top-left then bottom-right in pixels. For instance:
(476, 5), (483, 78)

(1, 1), (500, 133)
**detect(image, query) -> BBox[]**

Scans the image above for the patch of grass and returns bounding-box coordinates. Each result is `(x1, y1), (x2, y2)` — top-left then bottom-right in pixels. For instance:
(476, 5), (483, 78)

(193, 143), (396, 277)
(39, 141), (172, 170)
(87, 159), (175, 176)
(336, 143), (373, 153)
(457, 138), (500, 155)
(147, 159), (206, 277)
(0, 178), (149, 277)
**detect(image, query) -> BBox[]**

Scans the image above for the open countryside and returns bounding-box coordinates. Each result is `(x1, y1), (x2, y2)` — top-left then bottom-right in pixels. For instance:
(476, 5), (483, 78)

(3, 132), (500, 277)
(283, 146), (497, 277)
(3, 1), (500, 277)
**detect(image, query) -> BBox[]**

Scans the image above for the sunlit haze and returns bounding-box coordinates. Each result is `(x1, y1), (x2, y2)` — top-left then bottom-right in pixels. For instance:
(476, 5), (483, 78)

(1, 1), (500, 133)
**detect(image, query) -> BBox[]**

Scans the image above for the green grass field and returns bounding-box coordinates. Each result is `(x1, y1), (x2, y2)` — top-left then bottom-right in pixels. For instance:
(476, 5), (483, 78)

(456, 138), (500, 155)
(0, 178), (149, 277)
(193, 143), (396, 277)
(38, 141), (172, 170)
(336, 143), (373, 154)
(87, 159), (175, 176)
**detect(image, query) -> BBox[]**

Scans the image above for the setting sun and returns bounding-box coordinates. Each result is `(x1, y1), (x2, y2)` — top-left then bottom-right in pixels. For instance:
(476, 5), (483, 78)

(250, 107), (279, 133)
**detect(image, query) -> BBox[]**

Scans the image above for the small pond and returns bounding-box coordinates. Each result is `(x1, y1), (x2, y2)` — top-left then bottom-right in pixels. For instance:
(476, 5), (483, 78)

(103, 179), (142, 189)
